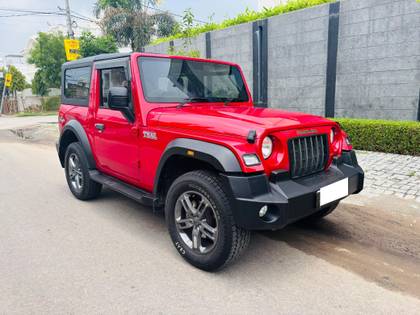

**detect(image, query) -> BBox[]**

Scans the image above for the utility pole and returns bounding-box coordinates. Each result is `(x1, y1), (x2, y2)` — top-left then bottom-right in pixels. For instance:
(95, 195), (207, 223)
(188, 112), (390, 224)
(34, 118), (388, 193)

(64, 0), (75, 38)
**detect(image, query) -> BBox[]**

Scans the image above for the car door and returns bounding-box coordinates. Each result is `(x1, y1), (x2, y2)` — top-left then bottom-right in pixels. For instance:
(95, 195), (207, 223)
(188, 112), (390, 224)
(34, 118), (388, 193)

(93, 59), (139, 185)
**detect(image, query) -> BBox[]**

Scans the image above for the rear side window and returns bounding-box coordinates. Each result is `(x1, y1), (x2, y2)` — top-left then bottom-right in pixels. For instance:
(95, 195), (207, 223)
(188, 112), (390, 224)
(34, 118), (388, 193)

(63, 66), (91, 106)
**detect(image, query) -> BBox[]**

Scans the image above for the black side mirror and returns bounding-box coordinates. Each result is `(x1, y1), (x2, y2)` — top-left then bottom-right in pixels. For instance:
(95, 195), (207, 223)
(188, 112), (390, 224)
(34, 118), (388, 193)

(108, 86), (134, 122)
(108, 86), (129, 110)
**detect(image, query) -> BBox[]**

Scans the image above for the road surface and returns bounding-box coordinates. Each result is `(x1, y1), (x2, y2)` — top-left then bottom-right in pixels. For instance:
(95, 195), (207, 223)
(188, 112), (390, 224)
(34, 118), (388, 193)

(0, 122), (420, 314)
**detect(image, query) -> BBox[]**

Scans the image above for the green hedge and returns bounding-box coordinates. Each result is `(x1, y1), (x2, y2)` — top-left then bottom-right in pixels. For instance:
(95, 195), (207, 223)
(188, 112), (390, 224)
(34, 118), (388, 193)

(334, 118), (420, 156)
(42, 96), (60, 111)
(152, 0), (335, 45)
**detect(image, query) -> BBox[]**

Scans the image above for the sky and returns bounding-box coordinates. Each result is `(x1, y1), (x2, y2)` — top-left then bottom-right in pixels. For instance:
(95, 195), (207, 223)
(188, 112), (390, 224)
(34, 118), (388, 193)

(0, 0), (257, 56)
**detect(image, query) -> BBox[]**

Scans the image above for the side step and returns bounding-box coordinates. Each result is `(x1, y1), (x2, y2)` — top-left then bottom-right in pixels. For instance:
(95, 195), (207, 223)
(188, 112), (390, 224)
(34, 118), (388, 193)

(89, 170), (157, 207)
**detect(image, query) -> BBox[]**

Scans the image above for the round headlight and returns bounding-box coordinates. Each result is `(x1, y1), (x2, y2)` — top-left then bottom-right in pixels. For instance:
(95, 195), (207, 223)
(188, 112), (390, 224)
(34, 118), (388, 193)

(262, 136), (273, 159)
(330, 129), (335, 143)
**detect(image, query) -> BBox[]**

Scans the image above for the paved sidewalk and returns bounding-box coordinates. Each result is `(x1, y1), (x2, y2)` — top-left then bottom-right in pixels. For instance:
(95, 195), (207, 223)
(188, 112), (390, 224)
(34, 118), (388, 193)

(357, 151), (420, 202)
(0, 115), (57, 130)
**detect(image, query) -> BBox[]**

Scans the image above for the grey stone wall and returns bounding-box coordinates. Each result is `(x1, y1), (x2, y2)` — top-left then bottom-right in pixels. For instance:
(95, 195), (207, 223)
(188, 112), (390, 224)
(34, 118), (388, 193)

(336, 0), (420, 120)
(267, 4), (330, 116)
(145, 0), (420, 121)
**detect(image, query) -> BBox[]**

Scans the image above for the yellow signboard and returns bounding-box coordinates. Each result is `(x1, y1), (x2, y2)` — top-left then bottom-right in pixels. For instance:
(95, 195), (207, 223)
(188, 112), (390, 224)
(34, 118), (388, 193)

(5, 73), (12, 87)
(64, 39), (81, 61)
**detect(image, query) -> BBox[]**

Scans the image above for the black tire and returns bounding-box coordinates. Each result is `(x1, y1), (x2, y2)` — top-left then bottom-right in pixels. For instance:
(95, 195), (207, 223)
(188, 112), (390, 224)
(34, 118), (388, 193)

(300, 202), (339, 223)
(64, 142), (102, 200)
(165, 170), (250, 271)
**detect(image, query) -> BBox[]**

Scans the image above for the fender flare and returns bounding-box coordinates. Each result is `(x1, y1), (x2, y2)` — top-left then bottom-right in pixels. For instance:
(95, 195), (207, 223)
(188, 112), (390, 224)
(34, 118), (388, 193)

(58, 120), (97, 169)
(153, 138), (242, 194)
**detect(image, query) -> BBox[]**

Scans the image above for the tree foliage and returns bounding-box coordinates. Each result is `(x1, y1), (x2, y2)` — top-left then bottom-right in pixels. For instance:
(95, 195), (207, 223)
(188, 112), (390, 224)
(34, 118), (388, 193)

(153, 12), (178, 38)
(31, 71), (49, 96)
(95, 0), (177, 51)
(167, 9), (200, 58)
(79, 31), (118, 57)
(28, 32), (66, 95)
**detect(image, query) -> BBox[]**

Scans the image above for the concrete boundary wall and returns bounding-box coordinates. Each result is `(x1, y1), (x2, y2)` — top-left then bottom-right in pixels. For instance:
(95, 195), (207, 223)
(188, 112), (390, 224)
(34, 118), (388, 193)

(145, 0), (420, 121)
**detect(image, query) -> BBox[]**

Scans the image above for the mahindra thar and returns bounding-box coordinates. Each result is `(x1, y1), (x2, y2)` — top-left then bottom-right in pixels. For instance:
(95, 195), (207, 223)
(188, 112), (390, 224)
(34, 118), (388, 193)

(57, 53), (364, 271)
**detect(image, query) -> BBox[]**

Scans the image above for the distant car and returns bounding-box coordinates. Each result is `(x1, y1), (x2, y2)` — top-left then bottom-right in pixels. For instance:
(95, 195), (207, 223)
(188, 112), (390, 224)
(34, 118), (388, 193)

(57, 53), (364, 271)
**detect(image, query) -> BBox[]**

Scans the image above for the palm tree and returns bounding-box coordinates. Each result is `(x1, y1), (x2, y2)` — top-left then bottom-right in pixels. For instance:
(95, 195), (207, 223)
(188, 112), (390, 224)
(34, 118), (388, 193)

(94, 0), (177, 51)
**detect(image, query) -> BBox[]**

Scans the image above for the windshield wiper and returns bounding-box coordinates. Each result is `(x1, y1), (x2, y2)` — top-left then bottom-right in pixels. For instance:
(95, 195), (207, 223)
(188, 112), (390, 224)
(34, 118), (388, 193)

(177, 97), (210, 108)
(222, 98), (242, 106)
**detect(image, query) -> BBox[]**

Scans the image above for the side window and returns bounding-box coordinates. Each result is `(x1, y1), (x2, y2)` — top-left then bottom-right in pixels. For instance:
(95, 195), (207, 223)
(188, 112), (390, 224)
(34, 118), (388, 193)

(64, 67), (91, 105)
(100, 67), (128, 108)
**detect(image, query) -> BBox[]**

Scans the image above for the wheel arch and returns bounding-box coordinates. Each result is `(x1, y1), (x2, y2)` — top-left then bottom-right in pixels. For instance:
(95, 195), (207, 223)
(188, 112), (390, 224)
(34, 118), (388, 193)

(58, 120), (96, 169)
(153, 138), (241, 202)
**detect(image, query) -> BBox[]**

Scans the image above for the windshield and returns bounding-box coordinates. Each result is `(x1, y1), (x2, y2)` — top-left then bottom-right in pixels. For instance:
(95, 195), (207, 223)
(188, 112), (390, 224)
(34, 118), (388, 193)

(138, 57), (249, 103)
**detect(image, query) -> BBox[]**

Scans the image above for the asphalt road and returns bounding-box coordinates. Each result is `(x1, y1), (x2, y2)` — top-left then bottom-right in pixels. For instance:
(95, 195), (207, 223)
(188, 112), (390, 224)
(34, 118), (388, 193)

(1, 121), (420, 314)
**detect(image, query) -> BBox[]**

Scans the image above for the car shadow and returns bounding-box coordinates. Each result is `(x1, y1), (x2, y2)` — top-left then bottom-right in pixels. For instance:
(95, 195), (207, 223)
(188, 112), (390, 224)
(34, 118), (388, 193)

(260, 216), (353, 244)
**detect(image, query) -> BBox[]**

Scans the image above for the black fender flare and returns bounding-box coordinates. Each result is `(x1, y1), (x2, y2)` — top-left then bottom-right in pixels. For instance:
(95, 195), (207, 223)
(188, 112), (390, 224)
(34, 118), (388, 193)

(153, 138), (242, 194)
(58, 120), (97, 169)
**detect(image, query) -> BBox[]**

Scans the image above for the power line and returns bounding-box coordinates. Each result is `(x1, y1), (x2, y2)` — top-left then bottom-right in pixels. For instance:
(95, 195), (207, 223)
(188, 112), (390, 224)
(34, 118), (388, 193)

(0, 6), (209, 24)
(0, 10), (97, 24)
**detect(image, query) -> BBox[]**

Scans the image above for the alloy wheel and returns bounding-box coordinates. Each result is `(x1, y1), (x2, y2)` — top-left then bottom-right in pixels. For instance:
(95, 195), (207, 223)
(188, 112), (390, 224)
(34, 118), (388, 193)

(68, 153), (83, 192)
(174, 191), (219, 254)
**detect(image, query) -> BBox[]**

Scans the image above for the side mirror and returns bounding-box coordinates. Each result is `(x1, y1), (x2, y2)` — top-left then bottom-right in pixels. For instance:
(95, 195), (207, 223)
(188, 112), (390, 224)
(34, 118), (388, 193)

(107, 86), (134, 122)
(108, 86), (129, 110)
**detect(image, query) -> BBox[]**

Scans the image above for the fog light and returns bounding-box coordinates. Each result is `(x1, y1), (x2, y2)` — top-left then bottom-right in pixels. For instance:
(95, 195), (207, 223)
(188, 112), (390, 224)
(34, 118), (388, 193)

(259, 205), (268, 217)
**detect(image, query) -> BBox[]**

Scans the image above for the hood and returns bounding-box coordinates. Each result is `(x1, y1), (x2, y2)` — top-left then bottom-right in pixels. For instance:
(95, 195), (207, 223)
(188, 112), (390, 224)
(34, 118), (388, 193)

(148, 105), (335, 139)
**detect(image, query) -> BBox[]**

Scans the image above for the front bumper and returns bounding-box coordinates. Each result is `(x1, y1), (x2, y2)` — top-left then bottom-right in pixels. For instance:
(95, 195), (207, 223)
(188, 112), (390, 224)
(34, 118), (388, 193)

(222, 150), (364, 230)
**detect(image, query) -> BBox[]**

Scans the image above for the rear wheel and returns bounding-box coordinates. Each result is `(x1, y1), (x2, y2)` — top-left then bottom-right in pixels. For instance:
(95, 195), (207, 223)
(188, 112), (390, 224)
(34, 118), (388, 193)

(65, 142), (102, 200)
(165, 170), (250, 271)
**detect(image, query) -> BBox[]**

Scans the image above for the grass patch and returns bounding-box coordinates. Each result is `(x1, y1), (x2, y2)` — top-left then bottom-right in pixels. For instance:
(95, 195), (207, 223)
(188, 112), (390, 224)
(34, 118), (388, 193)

(152, 0), (335, 46)
(334, 118), (420, 156)
(15, 111), (57, 117)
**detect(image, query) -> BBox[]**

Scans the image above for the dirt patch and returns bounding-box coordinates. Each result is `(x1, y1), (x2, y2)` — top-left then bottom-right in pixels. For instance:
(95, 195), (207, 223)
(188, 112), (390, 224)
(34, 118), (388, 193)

(262, 196), (420, 298)
(0, 124), (58, 147)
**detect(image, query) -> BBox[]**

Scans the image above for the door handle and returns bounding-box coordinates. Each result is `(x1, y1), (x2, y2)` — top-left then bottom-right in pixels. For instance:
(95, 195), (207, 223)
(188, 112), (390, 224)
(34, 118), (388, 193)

(95, 123), (105, 132)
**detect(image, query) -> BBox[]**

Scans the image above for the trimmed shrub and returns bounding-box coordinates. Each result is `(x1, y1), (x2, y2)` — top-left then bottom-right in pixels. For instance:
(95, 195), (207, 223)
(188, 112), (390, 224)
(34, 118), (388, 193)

(334, 118), (420, 156)
(152, 0), (335, 45)
(42, 96), (60, 111)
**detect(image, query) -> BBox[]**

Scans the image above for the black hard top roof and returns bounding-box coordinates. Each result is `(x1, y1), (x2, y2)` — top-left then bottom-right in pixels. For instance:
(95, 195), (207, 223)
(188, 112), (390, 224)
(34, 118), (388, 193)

(62, 52), (132, 69)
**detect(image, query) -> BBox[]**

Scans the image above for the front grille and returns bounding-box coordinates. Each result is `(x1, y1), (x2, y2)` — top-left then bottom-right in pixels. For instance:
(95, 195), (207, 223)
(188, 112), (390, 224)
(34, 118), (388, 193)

(288, 134), (329, 179)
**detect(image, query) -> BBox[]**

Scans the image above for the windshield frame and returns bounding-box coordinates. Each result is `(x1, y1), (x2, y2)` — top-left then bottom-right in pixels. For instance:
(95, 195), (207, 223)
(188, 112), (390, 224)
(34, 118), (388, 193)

(137, 55), (251, 104)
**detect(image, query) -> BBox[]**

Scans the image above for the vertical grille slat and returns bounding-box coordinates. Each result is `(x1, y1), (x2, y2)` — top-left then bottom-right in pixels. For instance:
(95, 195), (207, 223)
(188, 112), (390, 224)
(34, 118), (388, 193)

(298, 138), (303, 177)
(288, 134), (329, 179)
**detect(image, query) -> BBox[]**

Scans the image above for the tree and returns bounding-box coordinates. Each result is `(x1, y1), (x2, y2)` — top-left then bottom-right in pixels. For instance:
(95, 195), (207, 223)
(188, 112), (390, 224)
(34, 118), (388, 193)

(167, 9), (200, 58)
(31, 71), (49, 96)
(79, 31), (118, 57)
(154, 13), (179, 38)
(95, 0), (177, 51)
(28, 32), (67, 95)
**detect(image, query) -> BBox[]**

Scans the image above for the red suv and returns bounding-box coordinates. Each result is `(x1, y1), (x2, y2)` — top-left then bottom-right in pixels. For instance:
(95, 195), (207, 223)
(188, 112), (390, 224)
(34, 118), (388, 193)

(57, 52), (364, 271)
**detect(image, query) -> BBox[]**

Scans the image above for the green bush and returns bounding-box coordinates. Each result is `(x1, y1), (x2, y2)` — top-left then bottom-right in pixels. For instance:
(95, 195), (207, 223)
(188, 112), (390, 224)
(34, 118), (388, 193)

(334, 118), (420, 156)
(152, 0), (335, 45)
(42, 96), (60, 111)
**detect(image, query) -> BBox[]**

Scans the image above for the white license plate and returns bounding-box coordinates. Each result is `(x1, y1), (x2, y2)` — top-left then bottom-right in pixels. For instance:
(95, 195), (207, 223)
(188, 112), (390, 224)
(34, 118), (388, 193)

(319, 178), (349, 207)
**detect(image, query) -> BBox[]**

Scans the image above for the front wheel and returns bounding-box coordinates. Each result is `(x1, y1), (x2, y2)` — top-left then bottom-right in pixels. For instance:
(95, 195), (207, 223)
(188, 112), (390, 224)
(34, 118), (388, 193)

(64, 142), (102, 200)
(165, 170), (250, 271)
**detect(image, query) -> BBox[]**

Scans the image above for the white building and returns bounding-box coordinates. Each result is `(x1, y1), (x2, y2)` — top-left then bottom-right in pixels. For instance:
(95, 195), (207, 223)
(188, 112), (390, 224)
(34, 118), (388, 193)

(258, 0), (290, 10)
